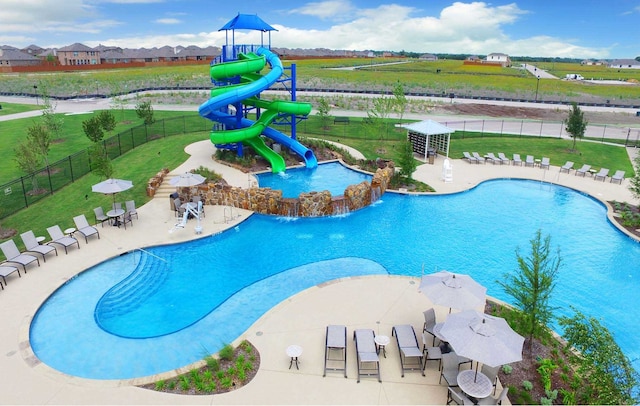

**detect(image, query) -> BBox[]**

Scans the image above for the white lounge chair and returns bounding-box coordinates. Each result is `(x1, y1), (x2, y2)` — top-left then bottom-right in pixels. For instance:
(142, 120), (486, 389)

(560, 161), (574, 173)
(472, 152), (486, 164)
(525, 155), (535, 167)
(0, 264), (21, 287)
(323, 325), (347, 378)
(392, 324), (425, 377)
(610, 170), (625, 184)
(0, 239), (40, 272)
(486, 153), (501, 165)
(594, 168), (609, 182)
(46, 225), (80, 254)
(512, 154), (522, 166)
(353, 329), (381, 383)
(540, 157), (550, 169)
(575, 164), (591, 177)
(497, 153), (510, 164)
(463, 152), (478, 164)
(73, 214), (100, 243)
(20, 230), (57, 262)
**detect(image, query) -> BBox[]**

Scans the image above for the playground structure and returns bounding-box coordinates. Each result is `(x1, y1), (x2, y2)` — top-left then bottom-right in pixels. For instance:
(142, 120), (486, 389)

(198, 14), (317, 173)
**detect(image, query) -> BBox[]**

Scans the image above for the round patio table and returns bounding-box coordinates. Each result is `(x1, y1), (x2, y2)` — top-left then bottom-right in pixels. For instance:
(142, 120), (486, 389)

(457, 369), (492, 401)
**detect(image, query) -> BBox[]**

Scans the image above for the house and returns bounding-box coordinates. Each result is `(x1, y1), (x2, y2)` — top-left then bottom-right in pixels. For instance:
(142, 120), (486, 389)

(419, 54), (438, 61)
(56, 43), (100, 65)
(485, 53), (511, 67)
(609, 59), (640, 69)
(0, 45), (41, 67)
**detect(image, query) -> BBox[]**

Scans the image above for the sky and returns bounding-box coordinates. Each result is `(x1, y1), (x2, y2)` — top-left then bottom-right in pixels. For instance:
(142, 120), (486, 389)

(1, 0), (639, 59)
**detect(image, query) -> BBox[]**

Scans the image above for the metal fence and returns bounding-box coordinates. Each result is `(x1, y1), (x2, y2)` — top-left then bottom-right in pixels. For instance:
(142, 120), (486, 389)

(0, 115), (209, 220)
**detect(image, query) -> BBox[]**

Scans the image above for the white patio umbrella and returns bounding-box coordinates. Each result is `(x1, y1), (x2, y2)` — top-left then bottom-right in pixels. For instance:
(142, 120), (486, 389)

(439, 310), (524, 379)
(169, 172), (206, 187)
(419, 270), (487, 312)
(91, 178), (133, 205)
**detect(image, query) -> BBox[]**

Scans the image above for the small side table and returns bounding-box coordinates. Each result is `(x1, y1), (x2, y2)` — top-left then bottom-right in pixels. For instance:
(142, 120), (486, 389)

(36, 236), (46, 244)
(64, 227), (76, 237)
(375, 335), (390, 358)
(286, 345), (302, 370)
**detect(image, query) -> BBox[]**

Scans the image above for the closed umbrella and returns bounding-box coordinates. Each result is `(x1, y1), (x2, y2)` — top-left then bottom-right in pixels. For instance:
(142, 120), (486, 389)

(92, 178), (133, 206)
(419, 270), (487, 312)
(439, 310), (524, 380)
(169, 172), (206, 187)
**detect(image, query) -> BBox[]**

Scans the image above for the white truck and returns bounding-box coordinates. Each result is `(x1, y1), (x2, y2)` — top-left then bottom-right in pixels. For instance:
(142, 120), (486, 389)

(565, 74), (584, 80)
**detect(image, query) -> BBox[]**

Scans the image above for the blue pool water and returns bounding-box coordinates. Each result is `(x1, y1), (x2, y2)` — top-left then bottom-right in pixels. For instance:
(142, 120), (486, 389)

(30, 178), (640, 380)
(257, 161), (372, 197)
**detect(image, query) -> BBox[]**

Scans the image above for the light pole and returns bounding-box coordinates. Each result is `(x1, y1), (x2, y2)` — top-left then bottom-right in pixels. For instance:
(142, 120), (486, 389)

(95, 81), (99, 97)
(33, 85), (38, 105)
(534, 76), (540, 102)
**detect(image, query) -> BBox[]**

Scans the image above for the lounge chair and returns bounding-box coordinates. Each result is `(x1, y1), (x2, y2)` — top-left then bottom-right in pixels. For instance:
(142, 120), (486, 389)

(463, 152), (478, 164)
(93, 207), (109, 227)
(0, 264), (21, 287)
(73, 214), (100, 243)
(594, 168), (609, 182)
(392, 324), (425, 377)
(512, 153), (522, 166)
(0, 239), (40, 272)
(20, 230), (57, 262)
(540, 157), (550, 169)
(486, 153), (501, 165)
(560, 161), (574, 173)
(323, 325), (347, 378)
(447, 386), (474, 405)
(472, 152), (486, 164)
(525, 155), (535, 167)
(497, 153), (510, 164)
(575, 164), (591, 177)
(421, 331), (442, 371)
(46, 225), (80, 254)
(439, 352), (460, 386)
(353, 329), (381, 383)
(610, 170), (625, 184)
(423, 308), (437, 345)
(477, 387), (509, 405)
(125, 200), (138, 220)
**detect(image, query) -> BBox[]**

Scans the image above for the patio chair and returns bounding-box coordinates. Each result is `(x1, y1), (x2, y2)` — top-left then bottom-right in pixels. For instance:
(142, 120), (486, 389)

(512, 153), (522, 166)
(481, 364), (500, 395)
(594, 168), (609, 182)
(540, 157), (550, 169)
(423, 308), (437, 345)
(392, 324), (425, 377)
(575, 164), (591, 177)
(477, 387), (509, 405)
(0, 239), (40, 272)
(472, 152), (486, 164)
(20, 230), (57, 262)
(112, 202), (122, 211)
(46, 225), (80, 254)
(421, 331), (442, 371)
(463, 152), (478, 164)
(439, 352), (460, 386)
(353, 329), (381, 383)
(497, 153), (510, 164)
(173, 198), (186, 218)
(610, 170), (625, 184)
(121, 211), (134, 229)
(125, 200), (139, 220)
(486, 153), (501, 165)
(73, 214), (100, 243)
(0, 264), (21, 287)
(525, 155), (535, 167)
(323, 325), (347, 378)
(93, 207), (109, 227)
(447, 386), (474, 405)
(560, 161), (574, 173)
(191, 195), (205, 217)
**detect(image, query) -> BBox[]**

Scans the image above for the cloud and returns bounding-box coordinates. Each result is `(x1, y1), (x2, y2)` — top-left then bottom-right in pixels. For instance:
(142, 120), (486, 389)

(155, 18), (182, 24)
(289, 0), (354, 20)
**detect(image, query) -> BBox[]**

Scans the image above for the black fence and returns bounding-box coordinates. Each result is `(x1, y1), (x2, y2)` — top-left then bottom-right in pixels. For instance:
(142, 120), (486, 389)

(0, 115), (209, 220)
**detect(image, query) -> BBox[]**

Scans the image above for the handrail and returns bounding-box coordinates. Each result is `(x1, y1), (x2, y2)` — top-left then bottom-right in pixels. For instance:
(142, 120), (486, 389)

(134, 248), (168, 263)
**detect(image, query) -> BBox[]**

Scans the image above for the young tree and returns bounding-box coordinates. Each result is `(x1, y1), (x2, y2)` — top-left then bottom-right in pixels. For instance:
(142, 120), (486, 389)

(315, 97), (331, 130)
(82, 116), (105, 143)
(392, 81), (408, 122)
(397, 140), (417, 179)
(40, 85), (64, 141)
(88, 144), (114, 180)
(135, 100), (155, 125)
(27, 121), (51, 169)
(565, 102), (588, 152)
(97, 110), (117, 135)
(110, 82), (128, 122)
(365, 96), (394, 139)
(498, 229), (561, 351)
(14, 138), (43, 192)
(628, 154), (640, 200)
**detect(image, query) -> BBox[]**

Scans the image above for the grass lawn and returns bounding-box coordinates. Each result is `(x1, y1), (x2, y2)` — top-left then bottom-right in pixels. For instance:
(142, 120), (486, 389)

(0, 102), (42, 116)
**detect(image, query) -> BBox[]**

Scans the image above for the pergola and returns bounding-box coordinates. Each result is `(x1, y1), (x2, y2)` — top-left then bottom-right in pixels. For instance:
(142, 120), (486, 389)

(402, 120), (454, 161)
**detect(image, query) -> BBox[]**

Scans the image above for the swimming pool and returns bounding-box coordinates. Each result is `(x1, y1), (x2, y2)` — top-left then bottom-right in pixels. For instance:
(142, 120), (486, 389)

(30, 179), (640, 380)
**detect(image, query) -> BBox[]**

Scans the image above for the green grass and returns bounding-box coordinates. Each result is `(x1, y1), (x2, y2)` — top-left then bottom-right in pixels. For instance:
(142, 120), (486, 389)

(0, 102), (42, 116)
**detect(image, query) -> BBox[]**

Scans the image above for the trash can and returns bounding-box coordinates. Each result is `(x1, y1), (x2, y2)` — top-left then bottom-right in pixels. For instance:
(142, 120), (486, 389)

(169, 192), (179, 211)
(429, 154), (435, 165)
(636, 111), (640, 117)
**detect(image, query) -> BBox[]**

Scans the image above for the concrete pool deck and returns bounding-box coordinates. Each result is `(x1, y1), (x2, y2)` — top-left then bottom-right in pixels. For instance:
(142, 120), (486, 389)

(0, 140), (638, 405)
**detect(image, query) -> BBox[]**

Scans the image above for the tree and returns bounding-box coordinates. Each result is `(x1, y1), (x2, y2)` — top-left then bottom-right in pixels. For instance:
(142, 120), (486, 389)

(88, 144), (114, 180)
(109, 82), (128, 122)
(97, 110), (117, 135)
(27, 121), (51, 169)
(40, 85), (64, 141)
(14, 138), (42, 192)
(397, 140), (417, 179)
(628, 154), (640, 200)
(315, 97), (331, 130)
(392, 81), (408, 122)
(565, 102), (588, 152)
(135, 100), (155, 125)
(498, 229), (561, 351)
(82, 116), (104, 143)
(365, 96), (394, 139)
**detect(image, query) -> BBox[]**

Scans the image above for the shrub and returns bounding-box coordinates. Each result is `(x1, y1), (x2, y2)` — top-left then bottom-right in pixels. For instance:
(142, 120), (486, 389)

(502, 364), (513, 374)
(219, 343), (234, 361)
(522, 380), (533, 391)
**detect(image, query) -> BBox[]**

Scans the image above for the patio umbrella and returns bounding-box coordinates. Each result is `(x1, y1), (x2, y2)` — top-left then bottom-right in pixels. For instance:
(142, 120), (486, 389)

(419, 270), (487, 312)
(169, 172), (206, 187)
(439, 310), (524, 379)
(91, 178), (133, 205)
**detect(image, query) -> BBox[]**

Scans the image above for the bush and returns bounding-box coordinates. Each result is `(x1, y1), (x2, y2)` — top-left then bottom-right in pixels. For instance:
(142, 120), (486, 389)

(522, 380), (533, 391)
(219, 343), (234, 361)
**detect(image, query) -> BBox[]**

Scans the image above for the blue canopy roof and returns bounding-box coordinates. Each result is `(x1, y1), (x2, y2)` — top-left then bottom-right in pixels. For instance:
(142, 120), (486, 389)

(219, 14), (277, 32)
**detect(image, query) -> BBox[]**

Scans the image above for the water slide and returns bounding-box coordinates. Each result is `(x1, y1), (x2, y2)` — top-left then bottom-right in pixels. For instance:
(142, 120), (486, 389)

(198, 47), (317, 173)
